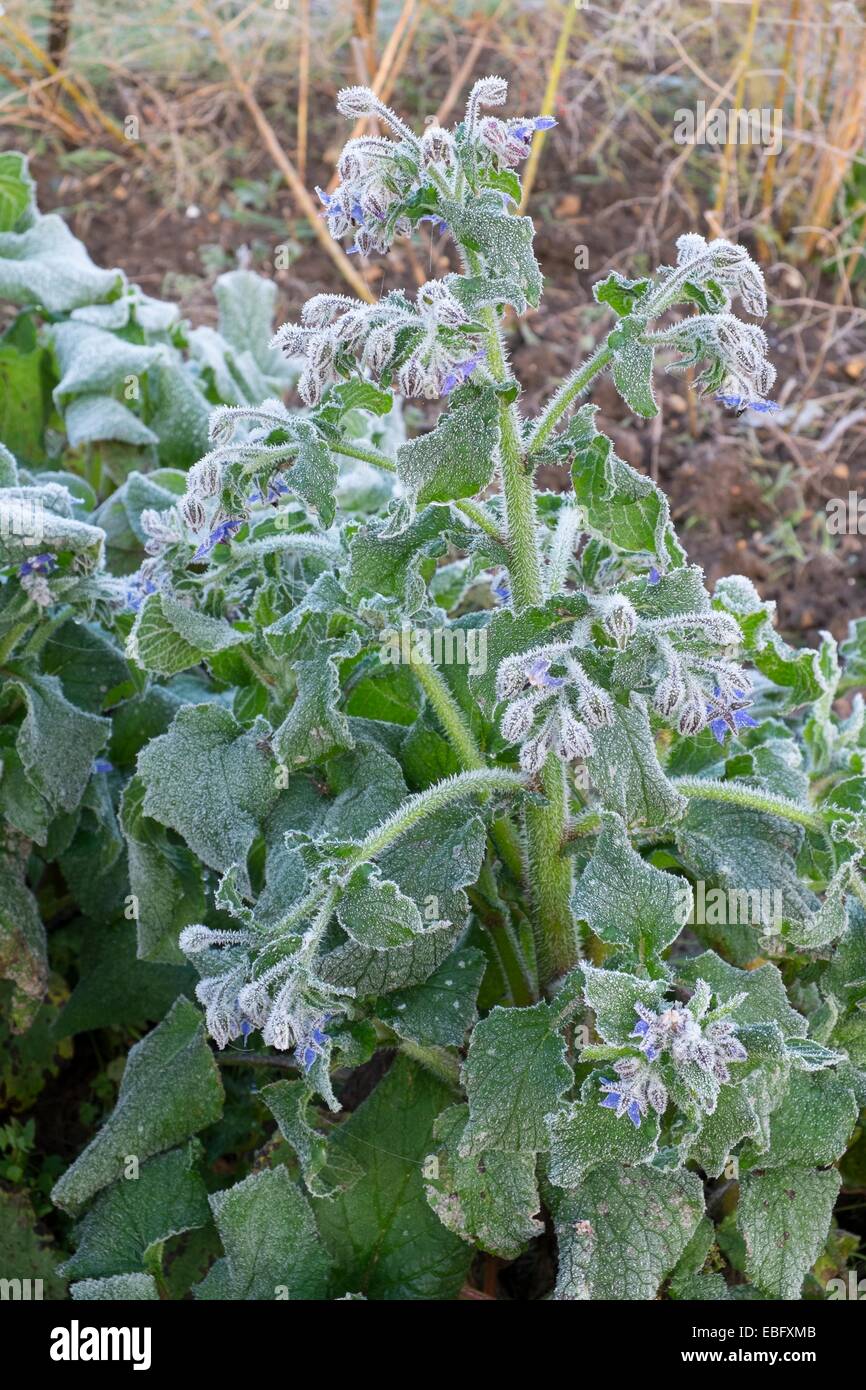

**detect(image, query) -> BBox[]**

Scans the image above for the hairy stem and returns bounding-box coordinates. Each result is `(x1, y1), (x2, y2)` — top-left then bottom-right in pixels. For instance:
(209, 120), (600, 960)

(410, 657), (526, 882)
(352, 768), (526, 864)
(671, 776), (823, 832)
(525, 754), (579, 983)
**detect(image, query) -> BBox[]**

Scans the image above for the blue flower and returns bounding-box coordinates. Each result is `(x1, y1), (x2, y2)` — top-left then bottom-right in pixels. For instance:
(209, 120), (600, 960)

(492, 574), (510, 604)
(418, 213), (449, 235)
(707, 687), (759, 744)
(18, 553), (56, 578)
(630, 1014), (660, 1061)
(92, 758), (113, 774)
(526, 655), (565, 689)
(511, 115), (557, 140)
(647, 566), (661, 586)
(295, 1016), (330, 1074)
(599, 1080), (643, 1128)
(249, 478), (289, 504)
(124, 571), (157, 612)
(715, 393), (780, 415)
(442, 348), (486, 394)
(193, 518), (243, 561)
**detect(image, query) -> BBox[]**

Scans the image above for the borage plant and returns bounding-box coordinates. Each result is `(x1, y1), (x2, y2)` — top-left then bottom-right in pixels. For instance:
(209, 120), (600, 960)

(3, 80), (866, 1302)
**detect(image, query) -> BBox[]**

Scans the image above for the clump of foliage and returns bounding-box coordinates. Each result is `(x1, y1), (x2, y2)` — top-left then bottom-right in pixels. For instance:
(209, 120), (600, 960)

(1, 83), (865, 1302)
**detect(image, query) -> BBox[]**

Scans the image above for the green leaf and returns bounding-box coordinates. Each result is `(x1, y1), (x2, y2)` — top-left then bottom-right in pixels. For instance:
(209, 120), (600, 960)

(137, 703), (279, 894)
(55, 921), (193, 1037)
(121, 775), (206, 964)
(0, 153), (35, 233)
(196, 1167), (330, 1300)
(71, 1273), (159, 1300)
(425, 1103), (543, 1259)
(581, 962), (667, 1043)
(396, 388), (499, 505)
(687, 1081), (762, 1179)
(587, 695), (686, 827)
(336, 863), (424, 946)
(0, 844), (47, 1031)
(572, 812), (689, 958)
(6, 672), (110, 814)
(51, 321), (161, 405)
(376, 947), (486, 1047)
(262, 1079), (362, 1198)
(547, 1090), (660, 1187)
(571, 423), (677, 563)
(147, 358), (211, 468)
(272, 638), (357, 771)
(460, 1001), (573, 1156)
(348, 503), (470, 616)
(739, 1068), (857, 1171)
(128, 592), (246, 677)
(0, 1190), (66, 1298)
(611, 337), (658, 418)
(0, 341), (51, 463)
(214, 268), (295, 386)
(593, 271), (651, 316)
(60, 1143), (210, 1280)
(286, 420), (339, 528)
(314, 1057), (471, 1299)
(739, 1166), (841, 1300)
(51, 997), (224, 1213)
(446, 198), (542, 310)
(678, 951), (808, 1038)
(553, 1165), (704, 1300)
(0, 213), (123, 313)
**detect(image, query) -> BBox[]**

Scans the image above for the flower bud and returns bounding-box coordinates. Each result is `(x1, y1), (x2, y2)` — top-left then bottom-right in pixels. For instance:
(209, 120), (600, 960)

(182, 496), (207, 532)
(470, 75), (508, 109)
(420, 123), (455, 166)
(557, 707), (594, 761)
(678, 687), (708, 736)
(519, 725), (551, 775)
(336, 85), (379, 119)
(501, 694), (538, 744)
(603, 598), (637, 648)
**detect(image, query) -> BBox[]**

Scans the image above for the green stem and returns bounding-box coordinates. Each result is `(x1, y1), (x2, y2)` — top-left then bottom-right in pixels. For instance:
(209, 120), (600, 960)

(671, 776), (823, 832)
(481, 306), (543, 608)
(525, 753), (579, 983)
(352, 768), (526, 864)
(525, 342), (613, 458)
(409, 656), (525, 881)
(394, 1036), (462, 1092)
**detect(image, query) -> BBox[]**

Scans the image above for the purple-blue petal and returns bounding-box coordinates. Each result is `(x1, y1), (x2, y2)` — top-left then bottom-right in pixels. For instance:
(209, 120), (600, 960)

(627, 1100), (642, 1127)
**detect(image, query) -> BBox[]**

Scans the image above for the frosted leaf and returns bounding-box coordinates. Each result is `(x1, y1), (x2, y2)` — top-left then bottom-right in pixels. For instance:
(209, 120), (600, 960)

(6, 672), (110, 814)
(348, 503), (474, 616)
(127, 591), (246, 676)
(586, 695), (686, 827)
(272, 637), (358, 770)
(396, 389), (499, 505)
(460, 1002), (573, 1156)
(739, 1166), (841, 1300)
(687, 1081), (761, 1178)
(214, 268), (296, 388)
(678, 951), (807, 1038)
(572, 812), (690, 958)
(120, 776), (206, 964)
(70, 1273), (159, 1300)
(425, 1103), (543, 1260)
(64, 394), (158, 448)
(318, 917), (464, 997)
(51, 998), (223, 1213)
(0, 844), (47, 1031)
(376, 947), (486, 1047)
(0, 212), (122, 312)
(739, 1068), (857, 1172)
(444, 197), (542, 310)
(337, 864), (425, 946)
(553, 1165), (704, 1301)
(611, 337), (658, 419)
(313, 1057), (471, 1300)
(146, 358), (211, 468)
(0, 491), (104, 565)
(196, 1167), (330, 1301)
(262, 1079), (362, 1199)
(547, 1092), (660, 1188)
(60, 1143), (209, 1280)
(581, 962), (667, 1044)
(570, 424), (677, 565)
(137, 703), (279, 895)
(51, 321), (161, 406)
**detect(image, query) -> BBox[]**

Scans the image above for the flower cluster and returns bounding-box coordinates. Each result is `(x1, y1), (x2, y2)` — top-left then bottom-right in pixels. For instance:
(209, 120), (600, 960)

(659, 312), (776, 409)
(496, 642), (614, 773)
(600, 992), (748, 1127)
(18, 552), (56, 608)
(272, 280), (487, 403)
(642, 610), (757, 741)
(672, 232), (768, 318)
